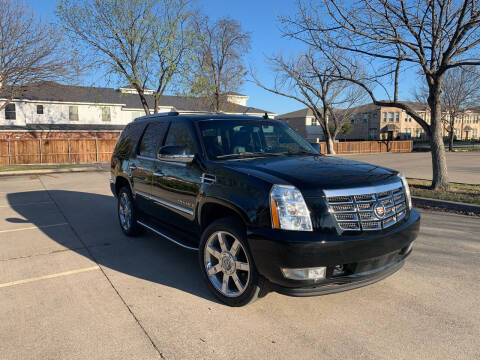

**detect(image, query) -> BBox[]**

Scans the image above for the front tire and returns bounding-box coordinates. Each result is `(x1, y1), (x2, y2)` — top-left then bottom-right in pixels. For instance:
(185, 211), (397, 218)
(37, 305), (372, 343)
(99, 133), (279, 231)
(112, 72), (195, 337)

(199, 217), (264, 306)
(117, 186), (141, 236)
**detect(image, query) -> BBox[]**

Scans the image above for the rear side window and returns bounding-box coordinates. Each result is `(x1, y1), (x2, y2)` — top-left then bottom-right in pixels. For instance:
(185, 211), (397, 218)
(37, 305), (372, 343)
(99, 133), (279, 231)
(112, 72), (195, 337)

(114, 123), (145, 159)
(164, 121), (198, 155)
(138, 121), (169, 158)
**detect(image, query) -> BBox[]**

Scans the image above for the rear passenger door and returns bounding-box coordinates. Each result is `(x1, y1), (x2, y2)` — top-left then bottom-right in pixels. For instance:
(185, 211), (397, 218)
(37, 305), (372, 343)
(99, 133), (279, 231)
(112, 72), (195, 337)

(131, 121), (169, 215)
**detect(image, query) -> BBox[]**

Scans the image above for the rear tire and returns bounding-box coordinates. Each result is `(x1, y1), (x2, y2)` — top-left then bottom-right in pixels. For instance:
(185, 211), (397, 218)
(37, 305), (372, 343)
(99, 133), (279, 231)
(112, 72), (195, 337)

(117, 186), (141, 236)
(199, 217), (264, 306)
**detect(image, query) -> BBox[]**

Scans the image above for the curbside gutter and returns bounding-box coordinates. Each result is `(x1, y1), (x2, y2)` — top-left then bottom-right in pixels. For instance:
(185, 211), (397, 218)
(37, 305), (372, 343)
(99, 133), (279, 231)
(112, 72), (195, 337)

(413, 196), (480, 217)
(0, 165), (109, 177)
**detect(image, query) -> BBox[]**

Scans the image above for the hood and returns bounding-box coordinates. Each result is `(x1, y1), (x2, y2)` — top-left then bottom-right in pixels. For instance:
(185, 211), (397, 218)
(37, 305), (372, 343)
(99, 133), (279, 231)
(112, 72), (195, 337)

(222, 155), (399, 197)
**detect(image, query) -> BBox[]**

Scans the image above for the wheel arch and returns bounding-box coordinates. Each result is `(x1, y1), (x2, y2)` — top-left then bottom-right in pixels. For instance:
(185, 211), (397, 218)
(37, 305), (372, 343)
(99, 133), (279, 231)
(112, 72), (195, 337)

(199, 198), (250, 231)
(115, 175), (131, 196)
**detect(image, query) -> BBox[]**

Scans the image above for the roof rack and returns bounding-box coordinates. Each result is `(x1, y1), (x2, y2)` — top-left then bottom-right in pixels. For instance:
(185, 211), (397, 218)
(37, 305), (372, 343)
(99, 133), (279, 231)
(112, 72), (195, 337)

(134, 111), (179, 121)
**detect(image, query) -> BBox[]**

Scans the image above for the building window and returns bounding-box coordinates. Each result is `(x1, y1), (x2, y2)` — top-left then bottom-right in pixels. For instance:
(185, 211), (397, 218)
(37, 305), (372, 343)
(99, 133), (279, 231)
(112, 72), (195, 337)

(415, 129), (420, 138)
(37, 105), (44, 115)
(69, 106), (79, 121)
(5, 104), (16, 120)
(388, 112), (394, 122)
(395, 112), (400, 122)
(363, 114), (368, 122)
(473, 129), (478, 138)
(368, 128), (378, 139)
(383, 113), (387, 122)
(102, 107), (111, 122)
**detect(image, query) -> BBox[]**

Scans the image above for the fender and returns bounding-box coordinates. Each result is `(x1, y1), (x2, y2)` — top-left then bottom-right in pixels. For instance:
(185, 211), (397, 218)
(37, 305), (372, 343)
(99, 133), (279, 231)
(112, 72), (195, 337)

(197, 195), (251, 228)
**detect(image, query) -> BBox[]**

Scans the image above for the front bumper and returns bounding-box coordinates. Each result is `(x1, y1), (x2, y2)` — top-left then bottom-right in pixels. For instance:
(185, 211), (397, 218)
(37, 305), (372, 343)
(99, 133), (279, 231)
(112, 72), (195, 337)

(247, 209), (420, 295)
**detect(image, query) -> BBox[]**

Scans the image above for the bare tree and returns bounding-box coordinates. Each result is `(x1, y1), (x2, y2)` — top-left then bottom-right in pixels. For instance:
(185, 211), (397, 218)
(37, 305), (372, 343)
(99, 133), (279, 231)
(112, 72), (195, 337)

(189, 16), (251, 112)
(441, 67), (480, 150)
(253, 50), (365, 154)
(281, 0), (480, 190)
(57, 0), (193, 115)
(0, 0), (73, 111)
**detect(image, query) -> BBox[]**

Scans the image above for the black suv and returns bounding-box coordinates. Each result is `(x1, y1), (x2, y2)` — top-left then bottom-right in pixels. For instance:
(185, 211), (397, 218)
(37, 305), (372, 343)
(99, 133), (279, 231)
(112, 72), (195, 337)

(110, 113), (420, 306)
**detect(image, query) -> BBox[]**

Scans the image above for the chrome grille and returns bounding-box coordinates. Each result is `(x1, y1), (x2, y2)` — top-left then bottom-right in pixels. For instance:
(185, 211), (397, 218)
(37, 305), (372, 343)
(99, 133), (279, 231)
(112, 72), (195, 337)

(325, 182), (407, 232)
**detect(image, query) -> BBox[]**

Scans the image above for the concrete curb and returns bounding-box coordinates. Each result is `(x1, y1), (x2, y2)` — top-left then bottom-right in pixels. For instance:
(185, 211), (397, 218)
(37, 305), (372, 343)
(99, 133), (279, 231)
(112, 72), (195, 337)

(0, 166), (109, 177)
(413, 196), (480, 216)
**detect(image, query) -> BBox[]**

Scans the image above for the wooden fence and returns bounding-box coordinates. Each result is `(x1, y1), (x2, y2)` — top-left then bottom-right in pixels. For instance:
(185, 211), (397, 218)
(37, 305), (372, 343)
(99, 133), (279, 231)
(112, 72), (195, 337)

(318, 140), (412, 154)
(0, 138), (413, 165)
(0, 138), (117, 166)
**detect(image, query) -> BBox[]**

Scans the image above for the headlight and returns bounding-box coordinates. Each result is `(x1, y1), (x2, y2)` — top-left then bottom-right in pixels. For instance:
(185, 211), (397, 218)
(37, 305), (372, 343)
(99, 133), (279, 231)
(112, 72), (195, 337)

(270, 185), (313, 231)
(398, 173), (412, 210)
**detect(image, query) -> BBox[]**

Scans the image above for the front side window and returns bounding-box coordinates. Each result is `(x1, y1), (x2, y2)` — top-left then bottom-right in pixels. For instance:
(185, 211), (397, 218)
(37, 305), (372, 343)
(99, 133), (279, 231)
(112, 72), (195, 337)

(198, 120), (317, 160)
(5, 104), (16, 120)
(388, 112), (394, 122)
(102, 107), (111, 122)
(37, 105), (44, 115)
(164, 121), (198, 155)
(69, 106), (79, 121)
(138, 121), (169, 158)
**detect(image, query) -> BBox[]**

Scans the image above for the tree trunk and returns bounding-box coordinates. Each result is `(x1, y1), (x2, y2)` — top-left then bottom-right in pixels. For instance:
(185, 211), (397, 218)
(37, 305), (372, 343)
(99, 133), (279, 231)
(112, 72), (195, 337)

(448, 128), (454, 152)
(428, 82), (449, 191)
(323, 126), (335, 154)
(132, 85), (150, 115)
(154, 96), (159, 114)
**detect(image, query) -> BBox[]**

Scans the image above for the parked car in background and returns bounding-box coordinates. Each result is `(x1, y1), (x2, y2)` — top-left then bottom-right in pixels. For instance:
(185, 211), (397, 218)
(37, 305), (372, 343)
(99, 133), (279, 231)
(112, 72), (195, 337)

(110, 113), (420, 306)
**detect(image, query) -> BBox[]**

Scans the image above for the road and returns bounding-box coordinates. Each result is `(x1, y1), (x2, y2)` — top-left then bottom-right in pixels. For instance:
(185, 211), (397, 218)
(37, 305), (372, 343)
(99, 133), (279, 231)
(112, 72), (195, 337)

(0, 172), (478, 359)
(337, 152), (480, 184)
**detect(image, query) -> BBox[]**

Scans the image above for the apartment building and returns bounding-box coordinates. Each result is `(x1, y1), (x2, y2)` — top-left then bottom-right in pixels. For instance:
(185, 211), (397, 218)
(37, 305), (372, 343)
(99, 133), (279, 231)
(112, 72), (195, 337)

(277, 102), (480, 142)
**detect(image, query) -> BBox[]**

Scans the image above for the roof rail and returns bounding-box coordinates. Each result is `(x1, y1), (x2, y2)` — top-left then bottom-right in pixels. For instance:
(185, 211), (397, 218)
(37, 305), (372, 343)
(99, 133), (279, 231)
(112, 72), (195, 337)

(134, 111), (179, 121)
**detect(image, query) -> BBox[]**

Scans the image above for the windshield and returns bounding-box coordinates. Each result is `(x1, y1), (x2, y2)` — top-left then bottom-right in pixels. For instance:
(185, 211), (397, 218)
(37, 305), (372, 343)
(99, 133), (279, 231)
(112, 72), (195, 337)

(198, 120), (319, 160)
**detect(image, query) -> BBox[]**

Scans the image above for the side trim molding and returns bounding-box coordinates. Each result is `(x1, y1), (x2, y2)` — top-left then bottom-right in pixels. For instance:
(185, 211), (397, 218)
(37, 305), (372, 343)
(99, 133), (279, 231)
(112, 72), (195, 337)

(135, 190), (194, 216)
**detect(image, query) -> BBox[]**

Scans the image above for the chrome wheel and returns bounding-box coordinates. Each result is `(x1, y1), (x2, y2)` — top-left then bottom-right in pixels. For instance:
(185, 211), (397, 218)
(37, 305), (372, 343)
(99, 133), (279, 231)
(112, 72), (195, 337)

(203, 231), (251, 297)
(119, 191), (132, 231)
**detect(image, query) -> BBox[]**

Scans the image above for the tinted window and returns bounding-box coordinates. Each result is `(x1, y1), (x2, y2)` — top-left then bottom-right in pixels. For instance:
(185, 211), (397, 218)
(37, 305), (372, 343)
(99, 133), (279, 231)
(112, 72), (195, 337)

(114, 123), (146, 159)
(138, 121), (169, 158)
(164, 121), (197, 155)
(198, 120), (317, 159)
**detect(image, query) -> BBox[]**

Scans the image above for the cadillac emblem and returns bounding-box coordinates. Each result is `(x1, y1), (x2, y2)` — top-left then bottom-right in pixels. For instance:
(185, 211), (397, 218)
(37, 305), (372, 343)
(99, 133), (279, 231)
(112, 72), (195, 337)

(373, 202), (386, 219)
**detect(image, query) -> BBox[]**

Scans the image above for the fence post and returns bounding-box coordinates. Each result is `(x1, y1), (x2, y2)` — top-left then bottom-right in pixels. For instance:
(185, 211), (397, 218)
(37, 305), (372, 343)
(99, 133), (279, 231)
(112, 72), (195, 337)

(67, 138), (71, 163)
(7, 140), (11, 165)
(95, 137), (98, 163)
(39, 139), (42, 164)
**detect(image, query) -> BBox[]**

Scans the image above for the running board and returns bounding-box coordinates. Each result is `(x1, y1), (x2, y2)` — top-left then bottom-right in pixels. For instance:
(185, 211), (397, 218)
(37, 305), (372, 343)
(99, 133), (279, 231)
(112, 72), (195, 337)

(137, 220), (199, 251)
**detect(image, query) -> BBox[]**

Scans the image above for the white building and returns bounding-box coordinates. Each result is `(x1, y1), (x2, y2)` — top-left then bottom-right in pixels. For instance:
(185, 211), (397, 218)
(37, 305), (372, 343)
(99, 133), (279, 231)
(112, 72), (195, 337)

(0, 82), (274, 135)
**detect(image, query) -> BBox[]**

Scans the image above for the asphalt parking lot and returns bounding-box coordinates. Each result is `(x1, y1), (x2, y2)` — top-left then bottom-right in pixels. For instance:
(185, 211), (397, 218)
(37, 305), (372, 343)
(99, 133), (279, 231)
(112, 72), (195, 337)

(338, 152), (480, 184)
(1, 171), (479, 360)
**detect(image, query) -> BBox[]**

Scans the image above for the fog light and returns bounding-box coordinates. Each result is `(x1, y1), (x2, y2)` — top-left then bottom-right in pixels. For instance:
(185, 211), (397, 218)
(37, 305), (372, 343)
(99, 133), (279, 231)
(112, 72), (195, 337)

(281, 267), (326, 280)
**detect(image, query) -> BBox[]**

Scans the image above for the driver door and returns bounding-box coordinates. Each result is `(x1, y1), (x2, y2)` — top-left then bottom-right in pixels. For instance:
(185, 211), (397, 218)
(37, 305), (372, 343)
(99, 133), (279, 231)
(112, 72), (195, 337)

(150, 120), (202, 234)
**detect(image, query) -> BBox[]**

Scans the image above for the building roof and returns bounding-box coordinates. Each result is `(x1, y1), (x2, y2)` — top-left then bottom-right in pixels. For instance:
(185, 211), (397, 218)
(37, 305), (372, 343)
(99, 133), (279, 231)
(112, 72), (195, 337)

(3, 82), (271, 115)
(277, 108), (313, 119)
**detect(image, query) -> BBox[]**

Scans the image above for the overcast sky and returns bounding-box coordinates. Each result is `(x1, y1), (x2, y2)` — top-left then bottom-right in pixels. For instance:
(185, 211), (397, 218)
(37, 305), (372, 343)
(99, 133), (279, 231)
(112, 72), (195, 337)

(27, 0), (419, 115)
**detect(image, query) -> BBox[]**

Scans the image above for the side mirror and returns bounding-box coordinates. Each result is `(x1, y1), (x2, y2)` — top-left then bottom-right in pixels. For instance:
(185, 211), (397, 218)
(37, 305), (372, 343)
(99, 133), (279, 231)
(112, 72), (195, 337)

(157, 145), (195, 163)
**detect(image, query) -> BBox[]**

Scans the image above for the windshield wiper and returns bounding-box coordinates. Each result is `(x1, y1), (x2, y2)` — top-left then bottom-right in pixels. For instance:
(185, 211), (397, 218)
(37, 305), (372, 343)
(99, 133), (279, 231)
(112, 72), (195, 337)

(281, 150), (319, 156)
(216, 152), (282, 159)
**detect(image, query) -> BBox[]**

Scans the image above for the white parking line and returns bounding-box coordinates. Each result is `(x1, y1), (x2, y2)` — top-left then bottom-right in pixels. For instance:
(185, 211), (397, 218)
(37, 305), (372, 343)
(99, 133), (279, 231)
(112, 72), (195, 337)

(0, 223), (68, 234)
(0, 266), (100, 289)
